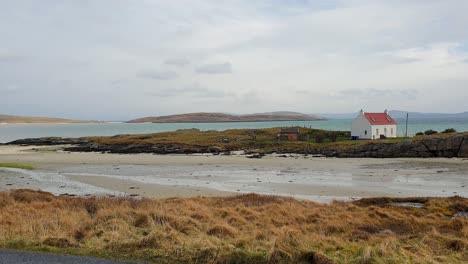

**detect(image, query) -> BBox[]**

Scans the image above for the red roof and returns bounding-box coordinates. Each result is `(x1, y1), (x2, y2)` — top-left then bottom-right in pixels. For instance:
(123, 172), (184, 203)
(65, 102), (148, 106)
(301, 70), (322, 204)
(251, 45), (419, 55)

(364, 112), (397, 125)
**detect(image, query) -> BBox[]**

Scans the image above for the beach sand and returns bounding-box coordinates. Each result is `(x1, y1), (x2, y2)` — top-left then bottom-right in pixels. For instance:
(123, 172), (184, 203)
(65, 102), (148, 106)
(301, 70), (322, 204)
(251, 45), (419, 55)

(1, 145), (467, 202)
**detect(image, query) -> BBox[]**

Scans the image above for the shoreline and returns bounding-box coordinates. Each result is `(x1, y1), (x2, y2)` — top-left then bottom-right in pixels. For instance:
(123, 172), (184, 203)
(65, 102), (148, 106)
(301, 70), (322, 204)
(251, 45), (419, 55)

(5, 129), (467, 158)
(0, 122), (106, 125)
(1, 145), (467, 202)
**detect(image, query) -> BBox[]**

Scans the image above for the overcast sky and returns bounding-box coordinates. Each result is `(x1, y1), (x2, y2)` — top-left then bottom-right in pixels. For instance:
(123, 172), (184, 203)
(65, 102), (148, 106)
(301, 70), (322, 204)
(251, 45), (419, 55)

(1, 0), (468, 120)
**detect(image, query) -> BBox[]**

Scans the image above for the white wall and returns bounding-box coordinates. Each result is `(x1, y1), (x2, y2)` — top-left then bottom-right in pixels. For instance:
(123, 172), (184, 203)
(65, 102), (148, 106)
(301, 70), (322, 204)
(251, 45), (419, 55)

(371, 124), (397, 139)
(351, 114), (372, 139)
(352, 112), (398, 140)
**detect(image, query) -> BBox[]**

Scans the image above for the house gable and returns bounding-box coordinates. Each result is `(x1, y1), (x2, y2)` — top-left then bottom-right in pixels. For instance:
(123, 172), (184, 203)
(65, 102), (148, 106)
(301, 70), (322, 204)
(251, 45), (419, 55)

(352, 110), (398, 139)
(351, 114), (372, 139)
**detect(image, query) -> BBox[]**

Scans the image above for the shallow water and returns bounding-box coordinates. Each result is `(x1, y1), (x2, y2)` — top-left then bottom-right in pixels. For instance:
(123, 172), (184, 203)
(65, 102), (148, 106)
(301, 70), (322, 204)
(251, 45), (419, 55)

(1, 117), (468, 143)
(0, 167), (122, 196)
(3, 158), (466, 202)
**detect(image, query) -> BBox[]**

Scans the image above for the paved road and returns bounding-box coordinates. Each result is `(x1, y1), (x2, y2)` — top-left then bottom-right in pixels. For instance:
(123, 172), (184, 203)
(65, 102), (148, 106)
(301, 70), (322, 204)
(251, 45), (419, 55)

(0, 250), (140, 264)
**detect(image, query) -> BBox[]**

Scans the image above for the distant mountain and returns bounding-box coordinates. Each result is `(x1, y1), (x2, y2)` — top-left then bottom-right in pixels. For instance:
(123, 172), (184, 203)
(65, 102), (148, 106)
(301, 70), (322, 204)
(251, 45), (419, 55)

(127, 112), (326, 123)
(318, 111), (468, 120)
(389, 110), (468, 119)
(0, 114), (96, 124)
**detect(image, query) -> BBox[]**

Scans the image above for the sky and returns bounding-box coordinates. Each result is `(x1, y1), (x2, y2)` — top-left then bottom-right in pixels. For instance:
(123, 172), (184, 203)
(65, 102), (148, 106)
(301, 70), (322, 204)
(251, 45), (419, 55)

(1, 0), (468, 121)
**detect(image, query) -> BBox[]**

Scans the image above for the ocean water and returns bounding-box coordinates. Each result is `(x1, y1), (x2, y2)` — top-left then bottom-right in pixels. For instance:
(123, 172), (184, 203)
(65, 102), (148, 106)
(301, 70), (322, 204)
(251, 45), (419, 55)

(1, 118), (467, 143)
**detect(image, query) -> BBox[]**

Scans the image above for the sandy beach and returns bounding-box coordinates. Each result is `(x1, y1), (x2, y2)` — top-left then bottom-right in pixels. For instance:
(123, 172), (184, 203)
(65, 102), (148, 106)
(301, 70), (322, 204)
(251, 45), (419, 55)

(1, 145), (467, 202)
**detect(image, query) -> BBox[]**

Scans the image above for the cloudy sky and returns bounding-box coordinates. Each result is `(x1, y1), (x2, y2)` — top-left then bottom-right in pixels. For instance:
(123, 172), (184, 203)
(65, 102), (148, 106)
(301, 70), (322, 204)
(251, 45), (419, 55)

(1, 0), (468, 120)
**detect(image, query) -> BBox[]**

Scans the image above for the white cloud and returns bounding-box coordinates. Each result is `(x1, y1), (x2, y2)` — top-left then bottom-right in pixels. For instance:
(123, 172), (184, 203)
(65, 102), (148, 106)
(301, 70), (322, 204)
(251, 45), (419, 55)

(195, 63), (232, 74)
(1, 84), (21, 94)
(0, 0), (467, 119)
(164, 58), (190, 67)
(137, 70), (178, 80)
(145, 83), (227, 98)
(0, 50), (22, 62)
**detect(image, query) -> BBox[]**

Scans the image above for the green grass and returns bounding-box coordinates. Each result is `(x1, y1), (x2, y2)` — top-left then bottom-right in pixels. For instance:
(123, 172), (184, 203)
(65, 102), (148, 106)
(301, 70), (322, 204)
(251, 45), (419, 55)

(78, 127), (466, 155)
(84, 127), (401, 153)
(0, 163), (34, 170)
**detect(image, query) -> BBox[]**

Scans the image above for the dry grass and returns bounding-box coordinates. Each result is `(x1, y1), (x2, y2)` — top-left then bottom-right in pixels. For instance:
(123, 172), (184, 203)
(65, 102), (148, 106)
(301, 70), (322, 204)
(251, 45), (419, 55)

(84, 127), (408, 153)
(0, 190), (467, 263)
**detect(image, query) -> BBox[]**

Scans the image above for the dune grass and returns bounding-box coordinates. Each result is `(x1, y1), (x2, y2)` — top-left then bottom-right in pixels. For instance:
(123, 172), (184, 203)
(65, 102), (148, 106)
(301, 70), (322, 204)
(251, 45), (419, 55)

(0, 163), (34, 170)
(0, 190), (466, 263)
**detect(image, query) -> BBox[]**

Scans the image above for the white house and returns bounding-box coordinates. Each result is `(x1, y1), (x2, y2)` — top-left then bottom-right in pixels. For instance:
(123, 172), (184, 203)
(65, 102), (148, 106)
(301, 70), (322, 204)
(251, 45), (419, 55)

(351, 110), (397, 140)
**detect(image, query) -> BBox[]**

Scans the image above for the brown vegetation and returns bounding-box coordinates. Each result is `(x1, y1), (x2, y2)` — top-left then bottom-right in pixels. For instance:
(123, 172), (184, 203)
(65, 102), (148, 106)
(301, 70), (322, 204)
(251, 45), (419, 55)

(0, 190), (467, 263)
(84, 127), (367, 152)
(76, 128), (468, 158)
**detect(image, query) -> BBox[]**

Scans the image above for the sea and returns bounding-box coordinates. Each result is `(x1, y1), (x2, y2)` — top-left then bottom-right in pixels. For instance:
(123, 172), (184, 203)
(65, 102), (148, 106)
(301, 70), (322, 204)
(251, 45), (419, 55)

(1, 118), (468, 143)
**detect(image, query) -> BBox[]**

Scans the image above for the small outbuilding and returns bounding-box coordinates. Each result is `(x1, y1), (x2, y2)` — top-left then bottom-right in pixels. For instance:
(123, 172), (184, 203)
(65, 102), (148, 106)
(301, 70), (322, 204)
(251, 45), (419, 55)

(351, 110), (397, 140)
(278, 128), (300, 141)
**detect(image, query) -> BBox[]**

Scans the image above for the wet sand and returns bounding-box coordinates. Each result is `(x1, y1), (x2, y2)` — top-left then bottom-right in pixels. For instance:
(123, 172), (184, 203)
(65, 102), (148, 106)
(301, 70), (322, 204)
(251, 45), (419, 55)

(1, 145), (467, 202)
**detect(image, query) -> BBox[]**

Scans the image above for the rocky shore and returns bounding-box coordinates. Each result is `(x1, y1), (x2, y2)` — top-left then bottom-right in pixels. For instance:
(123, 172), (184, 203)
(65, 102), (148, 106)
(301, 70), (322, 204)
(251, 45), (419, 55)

(6, 133), (468, 158)
(336, 134), (468, 158)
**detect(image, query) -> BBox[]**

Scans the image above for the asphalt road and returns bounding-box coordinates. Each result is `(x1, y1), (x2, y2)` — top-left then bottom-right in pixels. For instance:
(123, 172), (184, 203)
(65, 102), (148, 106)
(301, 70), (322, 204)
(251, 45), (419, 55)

(0, 250), (140, 264)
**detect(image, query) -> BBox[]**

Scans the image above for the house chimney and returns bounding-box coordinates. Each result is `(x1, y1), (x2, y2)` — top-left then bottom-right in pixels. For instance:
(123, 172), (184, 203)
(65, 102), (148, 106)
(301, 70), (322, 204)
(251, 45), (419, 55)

(384, 109), (388, 114)
(360, 109), (364, 115)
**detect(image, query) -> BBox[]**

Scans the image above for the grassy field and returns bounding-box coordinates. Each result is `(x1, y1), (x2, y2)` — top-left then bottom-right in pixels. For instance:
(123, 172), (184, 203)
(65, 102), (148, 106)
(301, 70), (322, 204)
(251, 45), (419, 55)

(0, 163), (34, 170)
(0, 190), (466, 263)
(85, 127), (412, 153)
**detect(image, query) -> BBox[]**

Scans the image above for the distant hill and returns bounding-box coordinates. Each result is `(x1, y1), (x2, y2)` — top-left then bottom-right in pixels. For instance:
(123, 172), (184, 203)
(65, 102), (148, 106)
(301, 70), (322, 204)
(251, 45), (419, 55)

(127, 112), (326, 123)
(319, 111), (468, 120)
(0, 114), (96, 124)
(389, 110), (468, 119)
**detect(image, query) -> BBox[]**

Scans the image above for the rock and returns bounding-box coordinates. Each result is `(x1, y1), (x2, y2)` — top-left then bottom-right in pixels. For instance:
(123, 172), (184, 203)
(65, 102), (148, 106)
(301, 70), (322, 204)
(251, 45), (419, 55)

(209, 147), (223, 153)
(219, 138), (230, 143)
(8, 133), (468, 158)
(7, 137), (88, 146)
(247, 153), (265, 159)
(459, 136), (468, 158)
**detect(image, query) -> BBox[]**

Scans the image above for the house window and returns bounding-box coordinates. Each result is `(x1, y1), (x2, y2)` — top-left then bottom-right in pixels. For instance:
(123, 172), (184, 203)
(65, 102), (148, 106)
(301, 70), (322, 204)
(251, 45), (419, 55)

(391, 128), (393, 135)
(376, 129), (379, 135)
(365, 130), (367, 135)
(384, 128), (387, 135)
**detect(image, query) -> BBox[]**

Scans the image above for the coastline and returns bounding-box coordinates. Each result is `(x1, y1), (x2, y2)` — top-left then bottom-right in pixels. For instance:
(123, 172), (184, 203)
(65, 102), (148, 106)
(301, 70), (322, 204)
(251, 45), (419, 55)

(1, 145), (467, 202)
(7, 129), (466, 158)
(0, 122), (106, 125)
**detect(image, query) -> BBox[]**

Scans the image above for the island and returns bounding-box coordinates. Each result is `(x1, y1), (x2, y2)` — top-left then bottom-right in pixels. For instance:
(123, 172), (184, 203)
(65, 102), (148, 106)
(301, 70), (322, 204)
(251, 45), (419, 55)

(0, 114), (97, 124)
(127, 111), (326, 123)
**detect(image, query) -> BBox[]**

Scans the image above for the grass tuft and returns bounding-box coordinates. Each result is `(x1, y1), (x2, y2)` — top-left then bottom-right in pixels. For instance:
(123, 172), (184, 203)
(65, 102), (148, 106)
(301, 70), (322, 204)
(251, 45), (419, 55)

(0, 163), (34, 170)
(0, 190), (467, 263)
